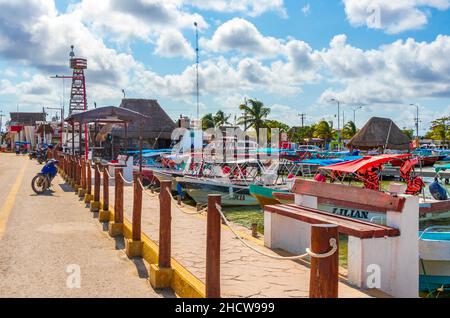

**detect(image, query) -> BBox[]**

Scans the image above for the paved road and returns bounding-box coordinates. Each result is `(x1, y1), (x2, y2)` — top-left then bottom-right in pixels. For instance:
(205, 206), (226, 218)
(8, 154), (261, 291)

(0, 154), (166, 298)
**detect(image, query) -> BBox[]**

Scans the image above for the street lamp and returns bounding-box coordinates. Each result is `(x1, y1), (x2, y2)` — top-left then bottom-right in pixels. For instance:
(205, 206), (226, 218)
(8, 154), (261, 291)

(352, 106), (363, 126)
(409, 103), (420, 139)
(329, 98), (341, 140)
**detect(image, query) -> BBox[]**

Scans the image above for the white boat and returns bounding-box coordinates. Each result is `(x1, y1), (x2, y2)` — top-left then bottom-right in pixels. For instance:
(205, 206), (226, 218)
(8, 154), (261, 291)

(419, 226), (450, 295)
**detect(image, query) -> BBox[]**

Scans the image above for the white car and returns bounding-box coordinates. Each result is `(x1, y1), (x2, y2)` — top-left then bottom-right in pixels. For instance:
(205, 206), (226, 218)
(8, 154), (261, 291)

(297, 145), (320, 152)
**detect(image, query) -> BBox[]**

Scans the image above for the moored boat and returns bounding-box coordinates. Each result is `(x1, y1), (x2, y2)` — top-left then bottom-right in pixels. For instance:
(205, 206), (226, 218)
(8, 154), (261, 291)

(419, 226), (450, 294)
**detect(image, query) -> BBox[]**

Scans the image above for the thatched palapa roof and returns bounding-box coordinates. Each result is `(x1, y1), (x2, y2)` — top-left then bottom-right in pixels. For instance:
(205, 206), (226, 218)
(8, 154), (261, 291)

(347, 117), (410, 150)
(111, 99), (176, 140)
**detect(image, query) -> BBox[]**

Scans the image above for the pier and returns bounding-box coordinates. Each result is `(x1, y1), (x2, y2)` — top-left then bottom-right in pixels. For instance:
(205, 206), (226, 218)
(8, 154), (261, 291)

(0, 153), (373, 298)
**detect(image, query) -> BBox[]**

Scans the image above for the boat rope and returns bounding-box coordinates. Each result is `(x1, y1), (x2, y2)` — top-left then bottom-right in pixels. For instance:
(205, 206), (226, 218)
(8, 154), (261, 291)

(166, 187), (207, 214)
(118, 172), (134, 185)
(214, 203), (338, 260)
(138, 179), (160, 198)
(103, 167), (115, 180)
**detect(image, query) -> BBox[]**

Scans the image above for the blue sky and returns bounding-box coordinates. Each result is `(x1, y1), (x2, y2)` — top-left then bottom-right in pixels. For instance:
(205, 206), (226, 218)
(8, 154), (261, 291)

(1, 0), (450, 134)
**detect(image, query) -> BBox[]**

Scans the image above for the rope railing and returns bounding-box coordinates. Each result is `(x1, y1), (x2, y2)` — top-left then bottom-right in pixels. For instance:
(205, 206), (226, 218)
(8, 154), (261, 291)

(214, 203), (338, 260)
(118, 171), (134, 185)
(104, 167), (115, 180)
(138, 179), (160, 198)
(166, 187), (207, 215)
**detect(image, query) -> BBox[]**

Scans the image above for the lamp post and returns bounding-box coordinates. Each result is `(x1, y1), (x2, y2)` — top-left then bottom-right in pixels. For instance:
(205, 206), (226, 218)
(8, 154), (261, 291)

(352, 106), (363, 126)
(409, 103), (420, 139)
(329, 98), (341, 140)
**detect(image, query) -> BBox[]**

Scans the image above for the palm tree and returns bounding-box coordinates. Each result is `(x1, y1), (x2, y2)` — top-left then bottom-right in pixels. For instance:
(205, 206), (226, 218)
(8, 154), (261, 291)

(213, 110), (231, 128)
(201, 113), (215, 130)
(342, 121), (357, 139)
(237, 99), (271, 141)
(314, 120), (333, 141)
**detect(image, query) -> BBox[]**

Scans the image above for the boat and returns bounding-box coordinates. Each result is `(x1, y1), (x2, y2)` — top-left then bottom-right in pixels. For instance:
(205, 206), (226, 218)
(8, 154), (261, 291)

(176, 176), (259, 206)
(419, 226), (450, 294)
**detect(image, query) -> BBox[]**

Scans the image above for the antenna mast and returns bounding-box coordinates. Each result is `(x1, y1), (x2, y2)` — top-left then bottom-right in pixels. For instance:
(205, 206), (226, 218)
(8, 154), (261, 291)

(194, 22), (199, 120)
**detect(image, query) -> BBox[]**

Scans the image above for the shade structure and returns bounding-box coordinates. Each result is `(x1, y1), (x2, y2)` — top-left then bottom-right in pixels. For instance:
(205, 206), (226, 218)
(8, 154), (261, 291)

(65, 106), (149, 172)
(347, 117), (411, 150)
(319, 154), (411, 174)
(65, 106), (149, 124)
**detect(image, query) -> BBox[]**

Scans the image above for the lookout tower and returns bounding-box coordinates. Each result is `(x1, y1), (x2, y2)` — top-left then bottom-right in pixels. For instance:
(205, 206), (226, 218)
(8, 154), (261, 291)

(69, 45), (88, 115)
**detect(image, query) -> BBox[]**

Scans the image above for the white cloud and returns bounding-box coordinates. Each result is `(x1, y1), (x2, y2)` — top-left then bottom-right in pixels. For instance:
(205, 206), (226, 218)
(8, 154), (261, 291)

(302, 4), (311, 16)
(154, 29), (195, 59)
(71, 0), (208, 43)
(318, 34), (450, 105)
(202, 18), (283, 57)
(185, 0), (287, 17)
(343, 0), (450, 34)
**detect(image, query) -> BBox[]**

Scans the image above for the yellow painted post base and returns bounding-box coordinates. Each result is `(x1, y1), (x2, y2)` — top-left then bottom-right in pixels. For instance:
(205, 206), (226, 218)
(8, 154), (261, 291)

(108, 222), (123, 237)
(98, 210), (110, 222)
(125, 239), (143, 258)
(84, 193), (94, 203)
(150, 264), (173, 289)
(90, 201), (100, 212)
(78, 188), (86, 198)
(68, 179), (74, 187)
(73, 184), (80, 193)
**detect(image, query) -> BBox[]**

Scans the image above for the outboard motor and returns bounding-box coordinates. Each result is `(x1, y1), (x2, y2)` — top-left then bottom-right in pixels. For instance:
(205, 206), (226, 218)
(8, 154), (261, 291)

(429, 177), (448, 201)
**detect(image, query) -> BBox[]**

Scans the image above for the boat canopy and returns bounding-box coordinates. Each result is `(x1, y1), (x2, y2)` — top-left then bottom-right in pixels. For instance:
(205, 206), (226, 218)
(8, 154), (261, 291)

(435, 164), (450, 173)
(319, 154), (411, 174)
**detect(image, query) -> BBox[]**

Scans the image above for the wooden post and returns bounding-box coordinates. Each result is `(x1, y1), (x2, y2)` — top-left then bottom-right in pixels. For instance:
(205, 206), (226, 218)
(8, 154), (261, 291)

(132, 173), (142, 242)
(90, 163), (101, 212)
(159, 180), (172, 268)
(102, 165), (109, 211)
(84, 160), (93, 204)
(81, 158), (86, 189)
(206, 195), (221, 298)
(114, 168), (124, 224)
(149, 179), (173, 288)
(109, 168), (124, 237)
(309, 224), (339, 298)
(251, 223), (258, 238)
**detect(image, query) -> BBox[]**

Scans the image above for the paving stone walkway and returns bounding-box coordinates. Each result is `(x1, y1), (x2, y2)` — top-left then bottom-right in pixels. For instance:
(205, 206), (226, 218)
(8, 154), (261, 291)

(107, 178), (370, 298)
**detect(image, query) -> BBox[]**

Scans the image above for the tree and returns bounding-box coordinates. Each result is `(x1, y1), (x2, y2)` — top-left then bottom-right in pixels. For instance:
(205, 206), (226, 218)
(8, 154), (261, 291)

(213, 110), (231, 128)
(288, 125), (315, 143)
(425, 116), (450, 144)
(402, 129), (414, 141)
(313, 120), (333, 141)
(265, 120), (290, 132)
(237, 99), (271, 141)
(201, 113), (215, 130)
(342, 121), (357, 139)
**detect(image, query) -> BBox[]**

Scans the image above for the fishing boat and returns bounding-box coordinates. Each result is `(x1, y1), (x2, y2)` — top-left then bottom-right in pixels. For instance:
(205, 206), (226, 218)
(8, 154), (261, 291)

(419, 226), (450, 294)
(176, 176), (259, 206)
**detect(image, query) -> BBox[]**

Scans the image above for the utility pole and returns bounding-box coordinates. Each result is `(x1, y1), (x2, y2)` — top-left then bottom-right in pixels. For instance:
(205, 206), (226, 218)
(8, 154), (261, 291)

(194, 22), (200, 120)
(330, 98), (341, 141)
(353, 106), (363, 126)
(0, 111), (5, 134)
(409, 104), (420, 139)
(298, 114), (306, 127)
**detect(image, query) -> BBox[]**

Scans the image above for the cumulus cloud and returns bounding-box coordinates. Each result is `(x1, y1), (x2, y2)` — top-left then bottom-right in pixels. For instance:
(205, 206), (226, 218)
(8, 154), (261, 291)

(202, 18), (283, 57)
(154, 29), (195, 59)
(185, 0), (287, 17)
(318, 34), (450, 104)
(343, 0), (450, 34)
(71, 0), (208, 42)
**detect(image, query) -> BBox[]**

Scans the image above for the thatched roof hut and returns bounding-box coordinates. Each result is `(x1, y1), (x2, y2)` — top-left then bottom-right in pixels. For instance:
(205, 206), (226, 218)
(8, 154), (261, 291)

(111, 99), (176, 148)
(347, 117), (410, 150)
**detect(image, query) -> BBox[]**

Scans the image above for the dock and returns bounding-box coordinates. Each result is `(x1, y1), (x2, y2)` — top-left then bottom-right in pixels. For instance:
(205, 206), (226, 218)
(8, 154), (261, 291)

(0, 153), (373, 298)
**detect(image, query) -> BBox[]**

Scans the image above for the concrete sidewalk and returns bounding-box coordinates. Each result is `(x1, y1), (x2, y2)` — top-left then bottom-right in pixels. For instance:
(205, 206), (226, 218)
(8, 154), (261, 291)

(0, 154), (169, 298)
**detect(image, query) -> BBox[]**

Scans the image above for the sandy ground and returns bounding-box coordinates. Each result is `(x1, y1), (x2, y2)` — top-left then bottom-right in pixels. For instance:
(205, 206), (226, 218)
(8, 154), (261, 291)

(0, 154), (171, 298)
